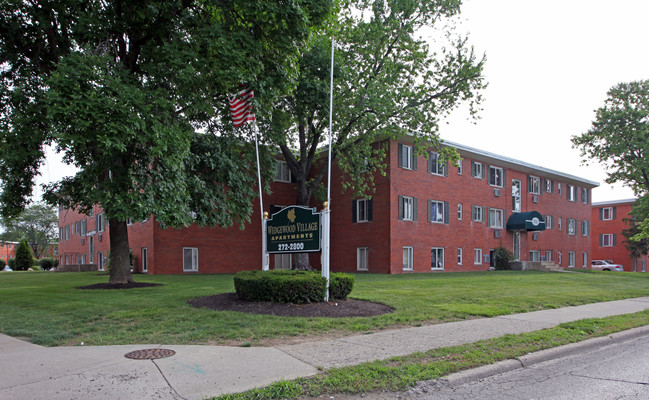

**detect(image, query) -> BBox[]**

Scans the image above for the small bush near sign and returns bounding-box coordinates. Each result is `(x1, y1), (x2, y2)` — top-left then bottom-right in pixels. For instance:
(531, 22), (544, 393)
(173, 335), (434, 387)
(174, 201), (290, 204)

(234, 270), (354, 304)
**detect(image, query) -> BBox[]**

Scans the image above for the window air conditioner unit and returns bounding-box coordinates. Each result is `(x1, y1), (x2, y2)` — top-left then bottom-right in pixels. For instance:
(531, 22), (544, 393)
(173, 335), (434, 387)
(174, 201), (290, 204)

(533, 195), (539, 203)
(533, 233), (539, 241)
(494, 188), (501, 197)
(98, 233), (102, 242)
(81, 237), (85, 245)
(494, 230), (501, 238)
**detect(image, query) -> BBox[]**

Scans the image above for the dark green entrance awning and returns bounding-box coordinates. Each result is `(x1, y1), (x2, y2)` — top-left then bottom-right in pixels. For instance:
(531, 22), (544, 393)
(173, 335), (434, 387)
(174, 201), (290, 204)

(506, 211), (546, 231)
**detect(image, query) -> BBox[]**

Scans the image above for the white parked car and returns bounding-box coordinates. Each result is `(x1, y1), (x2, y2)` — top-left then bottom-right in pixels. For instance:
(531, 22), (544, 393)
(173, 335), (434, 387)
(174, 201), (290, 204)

(591, 260), (624, 272)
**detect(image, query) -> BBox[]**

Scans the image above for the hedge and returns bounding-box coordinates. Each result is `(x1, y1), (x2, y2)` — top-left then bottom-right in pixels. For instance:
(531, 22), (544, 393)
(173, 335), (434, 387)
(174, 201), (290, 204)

(234, 270), (354, 304)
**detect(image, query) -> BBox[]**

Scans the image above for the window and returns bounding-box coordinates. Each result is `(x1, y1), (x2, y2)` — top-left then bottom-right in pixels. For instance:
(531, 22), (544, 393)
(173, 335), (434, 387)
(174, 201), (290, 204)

(474, 248), (483, 265)
(353, 199), (372, 223)
(431, 248), (444, 270)
(557, 182), (562, 195)
(457, 203), (463, 220)
(64, 225), (69, 240)
(74, 221), (79, 235)
(274, 254), (291, 270)
(581, 220), (589, 236)
(568, 251), (575, 268)
(527, 176), (540, 194)
(600, 233), (616, 247)
(471, 161), (483, 179)
(581, 188), (589, 204)
(529, 250), (540, 262)
(643, 259), (647, 273)
(472, 205), (484, 222)
(545, 250), (552, 262)
(428, 200), (448, 224)
(558, 217), (562, 230)
(65, 255), (69, 265)
(126, 218), (134, 225)
(428, 152), (446, 176)
(96, 213), (104, 232)
(457, 248), (463, 265)
(142, 248), (148, 273)
(275, 160), (291, 182)
(398, 143), (416, 170)
(601, 207), (615, 220)
(545, 179), (553, 193)
(582, 252), (588, 268)
(512, 179), (521, 212)
(403, 247), (413, 271)
(97, 252), (104, 271)
(567, 185), (577, 202)
(557, 251), (562, 265)
(88, 209), (94, 218)
(545, 215), (553, 229)
(357, 247), (368, 271)
(567, 218), (576, 235)
(488, 208), (504, 229)
(88, 237), (94, 263)
(81, 253), (86, 264)
(398, 196), (417, 221)
(488, 166), (504, 187)
(81, 219), (87, 235)
(457, 159), (463, 175)
(183, 247), (199, 272)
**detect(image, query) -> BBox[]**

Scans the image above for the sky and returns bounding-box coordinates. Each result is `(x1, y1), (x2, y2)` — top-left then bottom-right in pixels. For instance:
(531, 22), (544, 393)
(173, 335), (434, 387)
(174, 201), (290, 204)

(35, 0), (648, 203)
(437, 0), (648, 202)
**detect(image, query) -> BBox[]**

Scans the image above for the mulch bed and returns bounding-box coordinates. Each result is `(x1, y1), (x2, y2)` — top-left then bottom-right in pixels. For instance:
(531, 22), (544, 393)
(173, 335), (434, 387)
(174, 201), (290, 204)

(188, 292), (394, 318)
(78, 282), (163, 290)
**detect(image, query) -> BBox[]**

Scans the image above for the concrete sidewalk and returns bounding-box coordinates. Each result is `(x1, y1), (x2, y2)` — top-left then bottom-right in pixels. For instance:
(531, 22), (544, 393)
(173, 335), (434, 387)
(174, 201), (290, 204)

(2, 297), (649, 400)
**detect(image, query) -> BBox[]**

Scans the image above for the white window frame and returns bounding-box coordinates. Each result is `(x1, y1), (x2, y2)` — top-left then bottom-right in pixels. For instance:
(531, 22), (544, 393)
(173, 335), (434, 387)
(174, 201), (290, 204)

(403, 247), (414, 271)
(602, 207), (613, 220)
(402, 196), (414, 221)
(64, 225), (70, 240)
(582, 252), (588, 268)
(429, 152), (446, 176)
(568, 251), (575, 268)
(558, 217), (562, 230)
(545, 250), (552, 262)
(274, 253), (292, 270)
(488, 208), (504, 229)
(567, 185), (577, 202)
(356, 199), (370, 223)
(602, 233), (614, 247)
(545, 215), (553, 229)
(581, 220), (589, 236)
(401, 144), (414, 170)
(528, 176), (540, 195)
(472, 205), (484, 222)
(81, 253), (86, 264)
(357, 247), (368, 271)
(96, 213), (104, 232)
(97, 252), (104, 271)
(458, 248), (463, 265)
(557, 182), (562, 195)
(474, 248), (482, 265)
(512, 179), (521, 212)
(431, 247), (444, 270)
(488, 166), (504, 187)
(429, 200), (445, 224)
(567, 218), (576, 235)
(529, 250), (540, 262)
(545, 179), (552, 193)
(457, 159), (463, 175)
(275, 160), (291, 183)
(581, 188), (589, 204)
(472, 162), (483, 179)
(457, 203), (463, 220)
(183, 247), (199, 272)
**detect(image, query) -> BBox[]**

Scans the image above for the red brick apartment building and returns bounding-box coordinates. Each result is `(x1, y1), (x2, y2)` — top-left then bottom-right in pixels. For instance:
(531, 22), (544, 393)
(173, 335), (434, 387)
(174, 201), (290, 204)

(591, 199), (649, 272)
(0, 241), (18, 262)
(58, 137), (598, 274)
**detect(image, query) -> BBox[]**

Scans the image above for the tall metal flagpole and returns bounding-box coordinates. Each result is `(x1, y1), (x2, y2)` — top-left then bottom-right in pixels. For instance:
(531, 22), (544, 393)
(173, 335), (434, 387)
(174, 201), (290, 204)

(253, 122), (269, 271)
(323, 38), (335, 301)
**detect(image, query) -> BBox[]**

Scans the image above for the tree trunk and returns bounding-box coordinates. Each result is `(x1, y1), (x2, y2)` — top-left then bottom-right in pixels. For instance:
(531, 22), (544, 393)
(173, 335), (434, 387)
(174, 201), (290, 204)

(108, 217), (133, 284)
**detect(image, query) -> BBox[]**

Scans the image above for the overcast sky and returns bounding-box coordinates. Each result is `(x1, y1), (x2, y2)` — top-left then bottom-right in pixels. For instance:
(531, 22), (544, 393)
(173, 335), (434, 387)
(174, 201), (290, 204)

(36, 0), (647, 203)
(437, 0), (648, 202)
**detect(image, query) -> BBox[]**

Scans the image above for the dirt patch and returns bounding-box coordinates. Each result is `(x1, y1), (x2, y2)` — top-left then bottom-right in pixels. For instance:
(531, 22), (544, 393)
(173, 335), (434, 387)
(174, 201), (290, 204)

(188, 292), (394, 318)
(77, 282), (163, 290)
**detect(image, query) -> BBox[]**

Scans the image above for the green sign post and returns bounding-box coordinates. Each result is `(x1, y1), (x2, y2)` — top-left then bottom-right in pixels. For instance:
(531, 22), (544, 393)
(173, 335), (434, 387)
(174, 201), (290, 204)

(266, 206), (321, 253)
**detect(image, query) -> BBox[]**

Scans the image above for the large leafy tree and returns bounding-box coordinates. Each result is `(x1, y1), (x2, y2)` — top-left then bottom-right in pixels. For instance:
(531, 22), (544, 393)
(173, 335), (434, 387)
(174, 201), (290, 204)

(264, 0), (485, 268)
(0, 0), (331, 283)
(0, 203), (58, 259)
(572, 80), (649, 242)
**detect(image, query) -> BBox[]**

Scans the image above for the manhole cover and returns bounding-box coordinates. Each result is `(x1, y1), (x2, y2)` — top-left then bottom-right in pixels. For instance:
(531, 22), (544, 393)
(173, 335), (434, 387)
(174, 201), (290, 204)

(124, 348), (176, 360)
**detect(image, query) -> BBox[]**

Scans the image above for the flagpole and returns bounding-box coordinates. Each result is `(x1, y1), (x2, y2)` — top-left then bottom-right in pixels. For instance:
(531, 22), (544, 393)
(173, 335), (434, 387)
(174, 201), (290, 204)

(322, 38), (335, 301)
(253, 122), (269, 271)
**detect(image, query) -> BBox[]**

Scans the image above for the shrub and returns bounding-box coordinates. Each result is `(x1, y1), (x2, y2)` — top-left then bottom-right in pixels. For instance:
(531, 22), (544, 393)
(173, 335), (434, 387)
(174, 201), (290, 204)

(8, 258), (15, 269)
(14, 239), (34, 271)
(38, 257), (58, 270)
(234, 270), (326, 304)
(0, 259), (5, 269)
(493, 246), (514, 270)
(329, 273), (354, 300)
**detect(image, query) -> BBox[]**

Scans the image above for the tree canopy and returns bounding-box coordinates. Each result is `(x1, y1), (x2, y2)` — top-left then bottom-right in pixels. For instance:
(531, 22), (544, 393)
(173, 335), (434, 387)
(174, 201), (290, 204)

(572, 80), (649, 243)
(0, 202), (58, 259)
(0, 0), (332, 283)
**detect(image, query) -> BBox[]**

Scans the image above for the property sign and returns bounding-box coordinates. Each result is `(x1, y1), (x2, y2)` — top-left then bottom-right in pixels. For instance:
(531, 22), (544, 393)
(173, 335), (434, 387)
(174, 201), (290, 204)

(266, 206), (321, 253)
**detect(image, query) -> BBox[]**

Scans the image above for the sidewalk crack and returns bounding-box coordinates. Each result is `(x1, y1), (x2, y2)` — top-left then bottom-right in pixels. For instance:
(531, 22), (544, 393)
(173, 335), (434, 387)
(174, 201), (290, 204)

(151, 359), (188, 400)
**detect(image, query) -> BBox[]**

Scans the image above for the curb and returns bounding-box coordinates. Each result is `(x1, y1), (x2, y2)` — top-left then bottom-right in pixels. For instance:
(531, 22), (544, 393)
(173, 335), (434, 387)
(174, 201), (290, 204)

(434, 325), (649, 389)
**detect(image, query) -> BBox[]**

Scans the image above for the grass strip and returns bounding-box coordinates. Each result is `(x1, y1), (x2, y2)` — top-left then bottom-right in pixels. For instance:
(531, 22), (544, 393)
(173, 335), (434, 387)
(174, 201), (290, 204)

(214, 310), (649, 399)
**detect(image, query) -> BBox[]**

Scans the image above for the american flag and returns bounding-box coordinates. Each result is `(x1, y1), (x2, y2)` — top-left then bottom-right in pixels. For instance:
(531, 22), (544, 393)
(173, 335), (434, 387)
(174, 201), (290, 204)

(228, 86), (256, 127)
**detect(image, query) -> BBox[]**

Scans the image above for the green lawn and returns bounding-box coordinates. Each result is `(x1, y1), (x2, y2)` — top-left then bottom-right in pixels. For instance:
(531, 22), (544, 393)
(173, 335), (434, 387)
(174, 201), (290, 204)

(1, 270), (649, 346)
